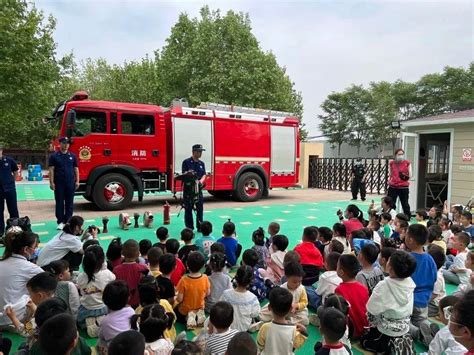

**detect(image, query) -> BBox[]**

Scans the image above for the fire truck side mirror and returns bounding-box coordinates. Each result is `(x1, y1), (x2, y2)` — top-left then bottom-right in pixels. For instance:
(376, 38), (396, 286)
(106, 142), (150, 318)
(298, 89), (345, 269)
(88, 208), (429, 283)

(66, 109), (76, 138)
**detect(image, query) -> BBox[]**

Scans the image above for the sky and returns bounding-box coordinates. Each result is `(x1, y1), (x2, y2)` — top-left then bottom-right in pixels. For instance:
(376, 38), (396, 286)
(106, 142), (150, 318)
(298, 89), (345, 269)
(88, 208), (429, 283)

(35, 0), (473, 136)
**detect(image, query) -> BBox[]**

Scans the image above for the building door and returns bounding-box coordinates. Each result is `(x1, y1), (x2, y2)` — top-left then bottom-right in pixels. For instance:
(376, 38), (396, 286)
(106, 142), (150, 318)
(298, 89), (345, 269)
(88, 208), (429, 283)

(401, 132), (419, 214)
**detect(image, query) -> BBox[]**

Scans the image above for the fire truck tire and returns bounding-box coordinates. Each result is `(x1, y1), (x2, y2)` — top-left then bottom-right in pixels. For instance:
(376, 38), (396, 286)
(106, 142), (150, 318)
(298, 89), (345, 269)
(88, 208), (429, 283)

(208, 190), (232, 199)
(234, 172), (264, 202)
(83, 194), (93, 202)
(92, 173), (134, 211)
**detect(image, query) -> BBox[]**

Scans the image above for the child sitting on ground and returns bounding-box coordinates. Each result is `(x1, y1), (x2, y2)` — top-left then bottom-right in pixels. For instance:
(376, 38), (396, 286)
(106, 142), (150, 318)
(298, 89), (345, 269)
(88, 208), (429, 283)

(113, 239), (149, 308)
(205, 252), (232, 313)
(416, 209), (428, 226)
(43, 259), (80, 317)
(221, 265), (260, 332)
(428, 224), (447, 254)
(256, 287), (307, 354)
(38, 314), (79, 355)
(378, 247), (396, 277)
(106, 238), (123, 270)
(226, 332), (258, 355)
(259, 234), (289, 285)
(260, 261), (309, 325)
(314, 307), (351, 355)
(251, 227), (269, 269)
(77, 245), (116, 337)
(404, 224), (437, 341)
(360, 250), (417, 354)
(460, 211), (474, 238)
(265, 221), (280, 249)
(166, 239), (186, 286)
(217, 221), (242, 266)
(294, 226), (324, 282)
(335, 254), (369, 339)
(426, 295), (467, 354)
(205, 302), (240, 354)
(356, 243), (384, 295)
(176, 251), (210, 329)
(178, 228), (198, 266)
(316, 252), (342, 305)
(153, 226), (169, 252)
(131, 304), (175, 354)
(316, 227), (332, 258)
(457, 251), (474, 295)
(380, 212), (393, 239)
(5, 272), (57, 339)
(241, 249), (267, 302)
(427, 245), (447, 317)
(147, 247), (163, 277)
(138, 239), (152, 264)
(332, 223), (351, 254)
(156, 253), (176, 306)
(195, 221), (215, 261)
(329, 239), (345, 255)
(443, 232), (471, 285)
(108, 330), (146, 355)
(97, 280), (135, 352)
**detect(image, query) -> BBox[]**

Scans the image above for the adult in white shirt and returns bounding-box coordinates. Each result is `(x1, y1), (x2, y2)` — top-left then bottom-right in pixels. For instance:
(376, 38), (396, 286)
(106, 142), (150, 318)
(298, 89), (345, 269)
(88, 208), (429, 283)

(37, 215), (84, 271)
(0, 230), (43, 327)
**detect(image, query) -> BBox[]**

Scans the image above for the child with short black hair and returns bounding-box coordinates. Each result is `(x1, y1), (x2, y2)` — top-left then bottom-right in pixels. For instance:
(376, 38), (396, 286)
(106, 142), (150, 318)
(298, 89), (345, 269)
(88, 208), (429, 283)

(329, 239), (344, 254)
(226, 331), (257, 355)
(251, 227), (269, 269)
(335, 254), (369, 338)
(443, 232), (471, 285)
(221, 265), (260, 331)
(416, 208), (428, 226)
(315, 307), (351, 355)
(259, 234), (289, 285)
(113, 239), (149, 308)
(356, 243), (384, 295)
(460, 211), (474, 238)
(361, 250), (417, 353)
(206, 252), (232, 313)
(176, 251), (210, 329)
(166, 239), (186, 286)
(206, 302), (239, 354)
(38, 314), (78, 355)
(147, 247), (163, 277)
(316, 226), (332, 258)
(131, 304), (175, 354)
(428, 224), (447, 253)
(265, 221), (280, 248)
(242, 249), (267, 302)
(109, 330), (146, 355)
(316, 252), (342, 304)
(139, 239), (152, 264)
(256, 287), (306, 354)
(427, 244), (447, 317)
(178, 228), (198, 266)
(217, 221), (242, 266)
(294, 227), (324, 284)
(378, 247), (396, 276)
(380, 212), (393, 239)
(195, 220), (215, 261)
(154, 227), (169, 252)
(43, 259), (80, 317)
(332, 223), (351, 254)
(98, 280), (134, 352)
(156, 253), (176, 306)
(404, 224), (437, 340)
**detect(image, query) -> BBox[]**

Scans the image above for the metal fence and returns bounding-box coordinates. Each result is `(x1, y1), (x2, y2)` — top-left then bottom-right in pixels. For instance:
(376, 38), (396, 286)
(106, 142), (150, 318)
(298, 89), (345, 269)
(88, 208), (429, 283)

(308, 157), (389, 194)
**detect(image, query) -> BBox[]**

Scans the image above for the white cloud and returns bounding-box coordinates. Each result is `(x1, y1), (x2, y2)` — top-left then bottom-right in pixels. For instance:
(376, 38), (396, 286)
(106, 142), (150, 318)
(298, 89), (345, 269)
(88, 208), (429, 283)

(36, 0), (473, 135)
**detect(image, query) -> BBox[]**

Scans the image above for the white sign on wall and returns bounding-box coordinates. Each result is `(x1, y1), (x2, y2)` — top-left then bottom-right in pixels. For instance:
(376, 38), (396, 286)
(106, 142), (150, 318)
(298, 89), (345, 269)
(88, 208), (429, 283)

(462, 148), (472, 162)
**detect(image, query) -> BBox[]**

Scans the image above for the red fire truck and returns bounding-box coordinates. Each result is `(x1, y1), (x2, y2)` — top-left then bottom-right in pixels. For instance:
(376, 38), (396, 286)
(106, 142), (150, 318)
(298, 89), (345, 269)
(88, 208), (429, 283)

(47, 92), (300, 210)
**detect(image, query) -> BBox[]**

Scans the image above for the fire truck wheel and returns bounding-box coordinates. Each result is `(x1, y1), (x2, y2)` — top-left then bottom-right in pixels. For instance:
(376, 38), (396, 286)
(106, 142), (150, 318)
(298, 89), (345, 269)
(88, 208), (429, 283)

(235, 172), (264, 202)
(92, 173), (134, 211)
(83, 194), (93, 202)
(208, 190), (232, 199)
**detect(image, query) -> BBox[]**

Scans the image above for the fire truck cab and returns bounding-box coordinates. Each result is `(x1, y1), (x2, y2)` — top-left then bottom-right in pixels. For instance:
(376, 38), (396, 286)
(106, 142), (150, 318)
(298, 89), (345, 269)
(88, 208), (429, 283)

(50, 92), (300, 210)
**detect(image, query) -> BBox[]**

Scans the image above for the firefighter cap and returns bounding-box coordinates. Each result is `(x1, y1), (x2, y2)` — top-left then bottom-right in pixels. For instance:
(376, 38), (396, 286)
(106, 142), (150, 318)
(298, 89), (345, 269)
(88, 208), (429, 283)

(59, 137), (72, 144)
(192, 144), (206, 152)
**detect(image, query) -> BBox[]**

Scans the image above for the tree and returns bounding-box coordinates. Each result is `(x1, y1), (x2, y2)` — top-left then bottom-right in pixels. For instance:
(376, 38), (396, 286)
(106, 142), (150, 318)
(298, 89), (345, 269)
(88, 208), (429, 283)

(319, 92), (350, 157)
(157, 6), (305, 138)
(343, 85), (371, 155)
(0, 0), (72, 148)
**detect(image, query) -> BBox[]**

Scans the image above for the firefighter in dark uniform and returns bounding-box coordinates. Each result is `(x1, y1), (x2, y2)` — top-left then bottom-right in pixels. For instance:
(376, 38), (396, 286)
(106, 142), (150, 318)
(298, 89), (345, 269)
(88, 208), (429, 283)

(351, 158), (366, 201)
(181, 144), (207, 231)
(48, 137), (79, 230)
(0, 144), (19, 236)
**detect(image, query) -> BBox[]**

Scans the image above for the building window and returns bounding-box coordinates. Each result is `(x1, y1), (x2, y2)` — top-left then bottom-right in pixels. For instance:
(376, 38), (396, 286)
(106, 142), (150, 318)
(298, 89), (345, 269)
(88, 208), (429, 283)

(121, 114), (155, 135)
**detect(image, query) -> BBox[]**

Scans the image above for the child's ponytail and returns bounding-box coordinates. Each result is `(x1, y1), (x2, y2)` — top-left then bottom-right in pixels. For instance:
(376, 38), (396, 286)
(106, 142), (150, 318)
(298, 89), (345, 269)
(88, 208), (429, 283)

(83, 245), (105, 282)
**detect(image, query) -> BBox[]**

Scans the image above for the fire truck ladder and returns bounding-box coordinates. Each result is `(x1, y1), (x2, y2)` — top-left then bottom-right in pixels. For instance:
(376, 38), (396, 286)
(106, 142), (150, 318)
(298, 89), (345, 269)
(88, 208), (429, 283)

(197, 102), (294, 118)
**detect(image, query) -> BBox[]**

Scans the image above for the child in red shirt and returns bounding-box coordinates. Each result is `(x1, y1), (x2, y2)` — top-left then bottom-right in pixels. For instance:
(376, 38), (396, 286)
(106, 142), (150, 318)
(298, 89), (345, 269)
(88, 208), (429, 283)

(113, 239), (149, 308)
(294, 226), (324, 267)
(166, 239), (186, 286)
(335, 254), (369, 339)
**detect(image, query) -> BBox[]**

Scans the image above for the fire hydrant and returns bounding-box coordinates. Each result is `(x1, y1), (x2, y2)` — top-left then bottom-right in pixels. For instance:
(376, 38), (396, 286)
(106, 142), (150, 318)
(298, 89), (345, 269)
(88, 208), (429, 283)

(163, 201), (170, 225)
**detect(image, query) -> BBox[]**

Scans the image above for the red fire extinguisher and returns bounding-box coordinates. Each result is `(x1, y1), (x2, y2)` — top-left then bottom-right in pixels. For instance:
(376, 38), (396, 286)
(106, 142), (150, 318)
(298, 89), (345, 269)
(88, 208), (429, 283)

(163, 201), (170, 225)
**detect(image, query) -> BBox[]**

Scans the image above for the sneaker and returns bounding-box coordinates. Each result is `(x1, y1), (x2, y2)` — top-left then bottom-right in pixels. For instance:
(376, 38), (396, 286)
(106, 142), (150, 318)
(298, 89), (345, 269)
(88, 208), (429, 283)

(57, 222), (65, 230)
(86, 316), (105, 338)
(196, 309), (206, 327)
(309, 313), (320, 327)
(420, 322), (437, 346)
(248, 321), (264, 333)
(351, 198), (357, 201)
(187, 311), (197, 329)
(174, 331), (187, 345)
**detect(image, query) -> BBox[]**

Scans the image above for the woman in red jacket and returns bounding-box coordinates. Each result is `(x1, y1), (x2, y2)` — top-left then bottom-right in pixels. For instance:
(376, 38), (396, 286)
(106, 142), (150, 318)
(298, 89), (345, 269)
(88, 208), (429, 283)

(388, 148), (412, 219)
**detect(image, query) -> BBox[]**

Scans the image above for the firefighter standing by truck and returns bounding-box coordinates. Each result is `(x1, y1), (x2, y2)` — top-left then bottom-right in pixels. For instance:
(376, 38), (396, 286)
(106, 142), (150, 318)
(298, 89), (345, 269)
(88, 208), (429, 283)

(351, 158), (366, 201)
(181, 144), (207, 232)
(0, 143), (19, 236)
(49, 137), (80, 230)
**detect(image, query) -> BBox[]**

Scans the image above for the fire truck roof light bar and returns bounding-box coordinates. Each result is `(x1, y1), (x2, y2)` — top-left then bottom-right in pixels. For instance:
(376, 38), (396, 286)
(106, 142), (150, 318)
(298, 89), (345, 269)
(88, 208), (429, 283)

(198, 102), (294, 118)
